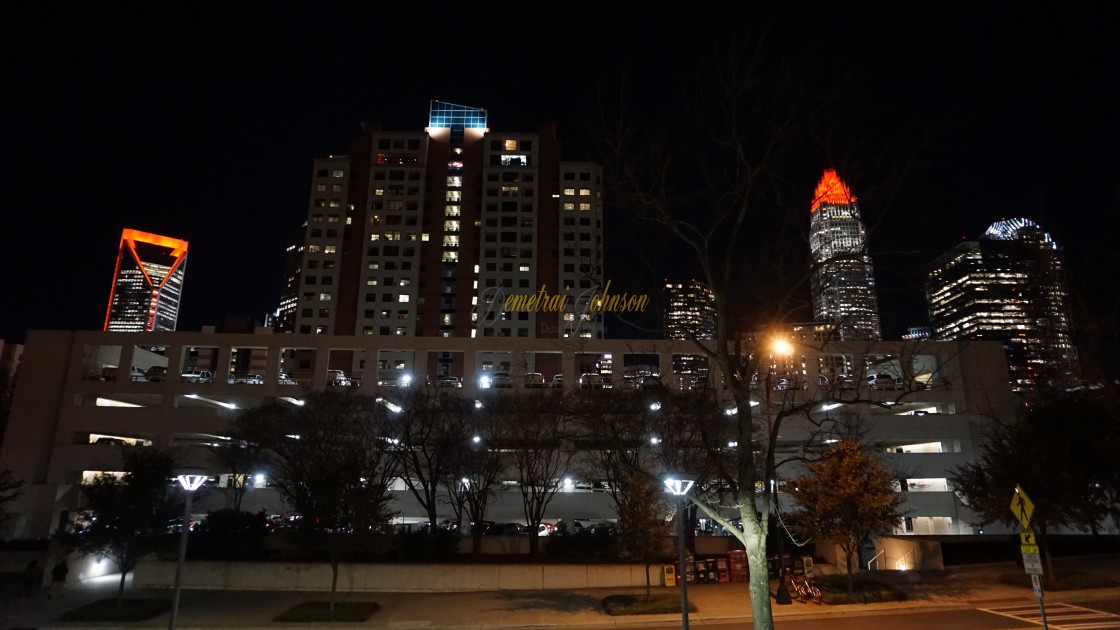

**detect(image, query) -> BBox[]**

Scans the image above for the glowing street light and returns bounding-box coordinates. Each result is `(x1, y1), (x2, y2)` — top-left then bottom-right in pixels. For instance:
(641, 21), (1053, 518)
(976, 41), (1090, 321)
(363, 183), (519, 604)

(169, 473), (206, 630)
(664, 476), (695, 630)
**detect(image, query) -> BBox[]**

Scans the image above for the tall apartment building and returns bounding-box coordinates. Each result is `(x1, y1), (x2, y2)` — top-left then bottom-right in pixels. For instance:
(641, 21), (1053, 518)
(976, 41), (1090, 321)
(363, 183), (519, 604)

(663, 279), (716, 340)
(276, 102), (605, 344)
(927, 217), (1080, 393)
(103, 228), (188, 332)
(808, 169), (882, 341)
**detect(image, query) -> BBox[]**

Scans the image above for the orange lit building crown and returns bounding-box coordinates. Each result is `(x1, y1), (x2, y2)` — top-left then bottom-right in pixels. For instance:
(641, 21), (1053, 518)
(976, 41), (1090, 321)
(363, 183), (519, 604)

(810, 169), (856, 213)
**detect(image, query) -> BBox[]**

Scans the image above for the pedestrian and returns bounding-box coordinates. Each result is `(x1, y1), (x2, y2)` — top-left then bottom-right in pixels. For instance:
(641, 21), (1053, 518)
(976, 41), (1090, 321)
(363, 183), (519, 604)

(48, 559), (68, 599)
(19, 560), (42, 598)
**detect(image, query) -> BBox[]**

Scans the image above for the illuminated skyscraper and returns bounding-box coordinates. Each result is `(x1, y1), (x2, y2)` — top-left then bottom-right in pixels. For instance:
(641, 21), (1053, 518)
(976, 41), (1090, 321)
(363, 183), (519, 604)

(664, 279), (716, 340)
(808, 169), (882, 341)
(280, 101), (605, 341)
(104, 228), (188, 332)
(927, 218), (1080, 393)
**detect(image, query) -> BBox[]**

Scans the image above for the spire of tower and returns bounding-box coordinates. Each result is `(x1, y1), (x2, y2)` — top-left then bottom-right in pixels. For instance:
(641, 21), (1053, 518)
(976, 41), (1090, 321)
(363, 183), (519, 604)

(810, 169), (856, 213)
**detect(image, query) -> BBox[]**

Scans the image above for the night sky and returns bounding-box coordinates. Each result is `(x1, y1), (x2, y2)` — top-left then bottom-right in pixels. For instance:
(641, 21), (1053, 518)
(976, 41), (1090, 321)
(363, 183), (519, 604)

(2, 4), (1117, 344)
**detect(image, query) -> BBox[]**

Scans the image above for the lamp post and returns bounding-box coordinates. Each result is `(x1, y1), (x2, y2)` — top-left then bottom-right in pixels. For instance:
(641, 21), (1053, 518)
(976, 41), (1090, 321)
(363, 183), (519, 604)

(168, 474), (206, 630)
(664, 477), (694, 630)
(768, 337), (794, 605)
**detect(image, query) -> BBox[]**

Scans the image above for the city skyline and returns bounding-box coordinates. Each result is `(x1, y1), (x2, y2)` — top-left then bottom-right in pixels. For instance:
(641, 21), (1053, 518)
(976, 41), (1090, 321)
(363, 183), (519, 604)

(2, 5), (1117, 357)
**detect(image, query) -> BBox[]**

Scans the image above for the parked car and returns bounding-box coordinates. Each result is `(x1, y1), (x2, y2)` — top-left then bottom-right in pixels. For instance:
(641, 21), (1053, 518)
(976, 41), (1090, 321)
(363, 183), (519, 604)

(490, 371), (513, 388)
(278, 372), (297, 385)
(229, 373), (263, 385)
(867, 373), (901, 390)
(578, 373), (606, 389)
(436, 375), (462, 388)
(523, 372), (546, 388)
(832, 374), (855, 390)
(549, 374), (565, 388)
(180, 369), (214, 384)
(327, 370), (351, 386)
(146, 366), (168, 382)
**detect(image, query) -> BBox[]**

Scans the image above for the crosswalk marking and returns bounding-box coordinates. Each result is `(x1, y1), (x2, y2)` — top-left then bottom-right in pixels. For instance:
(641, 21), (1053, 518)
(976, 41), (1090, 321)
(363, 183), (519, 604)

(979, 603), (1120, 629)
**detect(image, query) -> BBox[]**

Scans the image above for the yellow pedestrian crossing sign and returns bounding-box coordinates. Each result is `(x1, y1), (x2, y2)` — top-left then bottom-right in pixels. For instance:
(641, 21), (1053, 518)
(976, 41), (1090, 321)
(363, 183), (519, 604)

(1020, 532), (1036, 546)
(1010, 484), (1035, 529)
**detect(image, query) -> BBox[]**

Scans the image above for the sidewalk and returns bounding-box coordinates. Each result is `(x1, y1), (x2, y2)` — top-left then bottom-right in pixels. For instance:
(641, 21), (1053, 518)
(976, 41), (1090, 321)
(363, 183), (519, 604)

(3, 556), (1118, 629)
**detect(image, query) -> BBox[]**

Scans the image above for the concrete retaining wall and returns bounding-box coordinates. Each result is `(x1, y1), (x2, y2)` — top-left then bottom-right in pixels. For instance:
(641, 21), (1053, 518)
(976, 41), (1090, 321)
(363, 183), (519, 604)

(133, 560), (665, 592)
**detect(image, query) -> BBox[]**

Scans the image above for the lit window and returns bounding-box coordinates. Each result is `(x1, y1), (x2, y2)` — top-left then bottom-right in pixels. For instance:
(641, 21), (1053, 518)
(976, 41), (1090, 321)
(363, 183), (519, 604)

(446, 191), (462, 202)
(421, 233), (430, 241)
(504, 139), (518, 150)
(308, 245), (321, 253)
(563, 188), (576, 196)
(579, 203), (591, 211)
(315, 184), (326, 192)
(332, 170), (345, 178)
(445, 205), (461, 217)
(519, 264), (530, 272)
(398, 294), (409, 303)
(563, 203), (575, 210)
(444, 220), (460, 232)
(366, 279), (378, 286)
(579, 188), (591, 196)
(319, 293), (332, 301)
(370, 234), (380, 241)
(447, 176), (463, 187)
(324, 245), (337, 254)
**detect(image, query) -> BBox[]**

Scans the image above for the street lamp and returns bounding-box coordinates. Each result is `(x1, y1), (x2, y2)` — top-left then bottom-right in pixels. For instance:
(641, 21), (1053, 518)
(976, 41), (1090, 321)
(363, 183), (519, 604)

(168, 473), (206, 630)
(768, 338), (794, 605)
(664, 476), (694, 630)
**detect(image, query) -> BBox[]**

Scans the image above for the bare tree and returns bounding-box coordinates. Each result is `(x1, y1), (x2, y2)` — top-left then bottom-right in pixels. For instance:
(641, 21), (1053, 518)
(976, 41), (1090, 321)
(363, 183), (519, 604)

(590, 28), (946, 628)
(231, 390), (398, 612)
(71, 448), (178, 608)
(207, 439), (262, 512)
(444, 399), (510, 554)
(392, 388), (471, 532)
(500, 390), (576, 555)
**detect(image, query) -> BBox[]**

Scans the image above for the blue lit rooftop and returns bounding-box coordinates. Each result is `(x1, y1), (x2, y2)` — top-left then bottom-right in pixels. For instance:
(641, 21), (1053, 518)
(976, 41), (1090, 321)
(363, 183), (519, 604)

(428, 100), (488, 129)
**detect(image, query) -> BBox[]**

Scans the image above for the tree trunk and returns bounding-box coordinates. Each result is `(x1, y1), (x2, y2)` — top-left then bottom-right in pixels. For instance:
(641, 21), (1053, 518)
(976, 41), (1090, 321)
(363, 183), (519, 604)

(742, 516), (775, 630)
(329, 548), (340, 613)
(528, 527), (540, 555)
(645, 561), (652, 602)
(844, 546), (855, 594)
(116, 569), (127, 608)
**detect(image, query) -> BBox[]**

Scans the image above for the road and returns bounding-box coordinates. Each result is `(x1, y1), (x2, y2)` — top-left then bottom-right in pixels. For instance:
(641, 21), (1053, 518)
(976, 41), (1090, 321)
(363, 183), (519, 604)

(682, 598), (1120, 629)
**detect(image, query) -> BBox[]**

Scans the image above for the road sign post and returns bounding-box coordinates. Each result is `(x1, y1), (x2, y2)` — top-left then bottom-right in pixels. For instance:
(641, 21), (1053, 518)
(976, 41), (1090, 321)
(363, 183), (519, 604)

(1010, 484), (1048, 630)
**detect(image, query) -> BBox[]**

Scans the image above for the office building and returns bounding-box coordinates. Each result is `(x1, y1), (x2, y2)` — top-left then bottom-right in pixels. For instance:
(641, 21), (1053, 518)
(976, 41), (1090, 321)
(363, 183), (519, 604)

(664, 279), (716, 340)
(808, 169), (882, 341)
(277, 101), (605, 345)
(927, 217), (1080, 393)
(103, 228), (188, 332)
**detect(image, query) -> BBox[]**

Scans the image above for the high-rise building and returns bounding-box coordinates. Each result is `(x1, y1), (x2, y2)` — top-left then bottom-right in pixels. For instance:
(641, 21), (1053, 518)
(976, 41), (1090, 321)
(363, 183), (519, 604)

(808, 169), (882, 341)
(663, 279), (716, 340)
(278, 101), (605, 341)
(103, 228), (188, 332)
(927, 218), (1080, 393)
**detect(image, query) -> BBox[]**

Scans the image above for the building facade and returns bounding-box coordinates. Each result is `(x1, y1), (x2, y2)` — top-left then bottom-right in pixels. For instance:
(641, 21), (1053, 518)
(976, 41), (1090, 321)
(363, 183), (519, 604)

(663, 279), (716, 340)
(0, 327), (1028, 540)
(809, 169), (882, 341)
(103, 228), (189, 332)
(927, 217), (1080, 393)
(276, 102), (605, 346)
